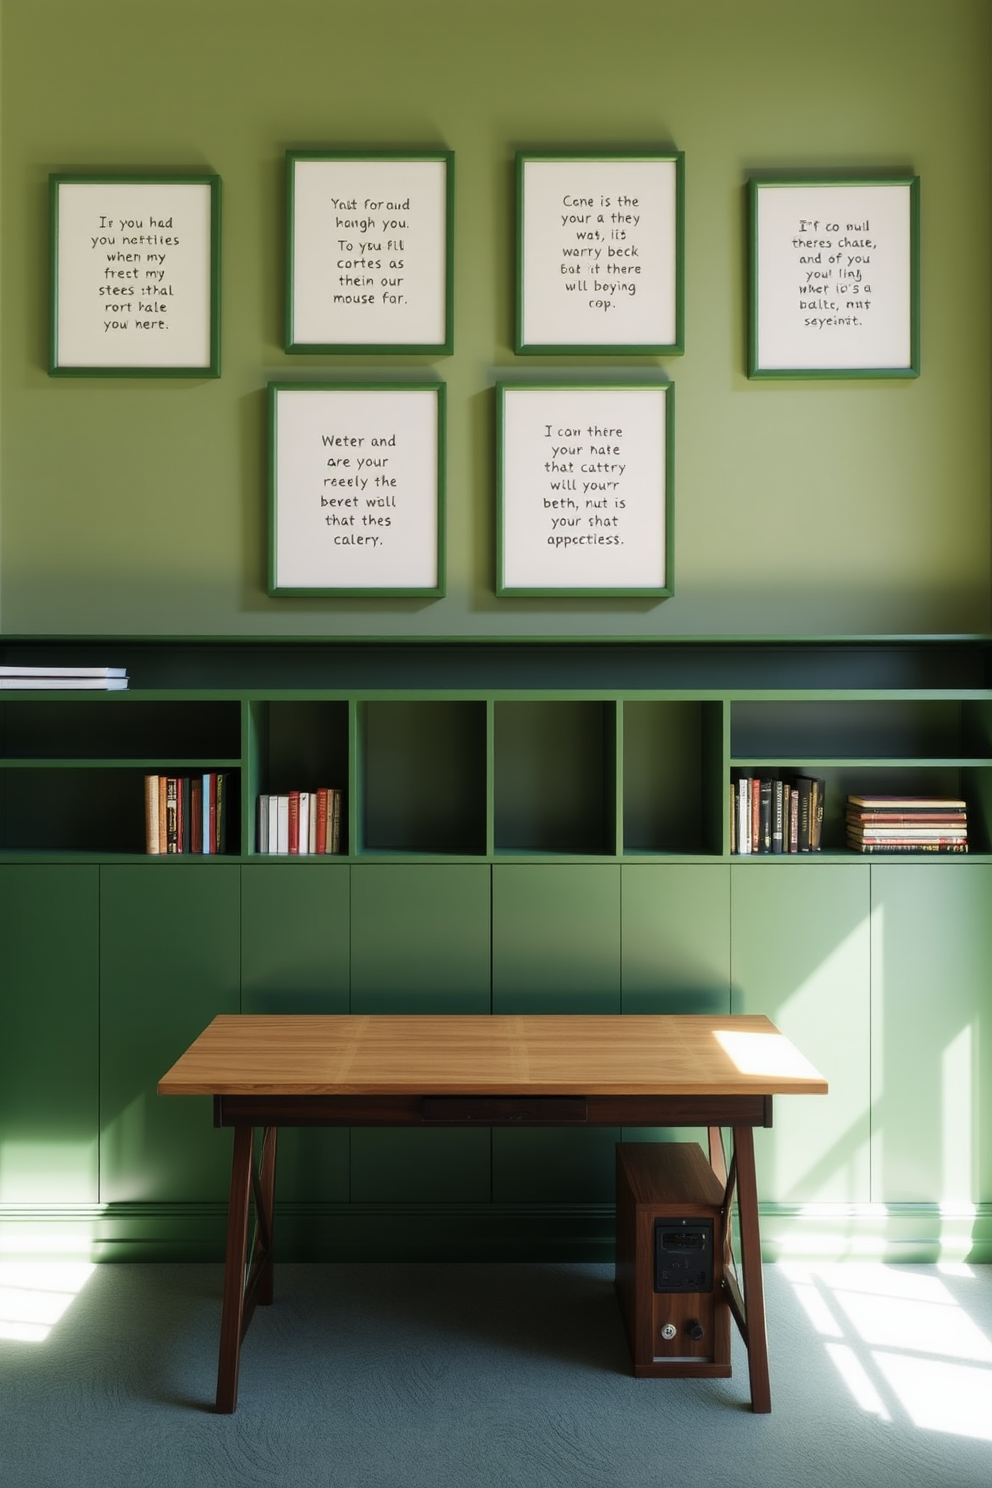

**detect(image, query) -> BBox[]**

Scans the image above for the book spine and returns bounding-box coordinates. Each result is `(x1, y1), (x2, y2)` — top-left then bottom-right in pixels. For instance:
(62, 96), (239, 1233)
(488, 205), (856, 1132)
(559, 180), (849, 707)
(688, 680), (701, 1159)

(202, 773), (212, 855)
(330, 787), (342, 854)
(158, 776), (168, 854)
(145, 775), (160, 854)
(759, 778), (772, 853)
(215, 773), (226, 854)
(165, 777), (179, 853)
(191, 777), (203, 854)
(771, 779), (784, 854)
(298, 792), (311, 856)
(288, 789), (300, 854)
(316, 788), (328, 855)
(797, 776), (812, 852)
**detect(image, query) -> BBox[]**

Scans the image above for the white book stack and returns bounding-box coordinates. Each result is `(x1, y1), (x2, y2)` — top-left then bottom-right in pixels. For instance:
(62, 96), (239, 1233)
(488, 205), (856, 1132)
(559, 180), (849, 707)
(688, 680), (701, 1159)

(0, 665), (128, 690)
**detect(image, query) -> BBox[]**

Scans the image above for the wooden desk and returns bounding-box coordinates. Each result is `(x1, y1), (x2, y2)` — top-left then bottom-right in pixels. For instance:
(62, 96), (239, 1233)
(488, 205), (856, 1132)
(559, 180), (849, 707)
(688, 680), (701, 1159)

(159, 1013), (827, 1414)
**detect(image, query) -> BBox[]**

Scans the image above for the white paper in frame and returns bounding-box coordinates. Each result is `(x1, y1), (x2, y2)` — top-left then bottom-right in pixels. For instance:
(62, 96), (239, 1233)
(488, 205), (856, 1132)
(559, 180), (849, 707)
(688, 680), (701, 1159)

(269, 384), (443, 597)
(288, 155), (451, 352)
(750, 178), (918, 377)
(52, 178), (217, 373)
(498, 384), (671, 596)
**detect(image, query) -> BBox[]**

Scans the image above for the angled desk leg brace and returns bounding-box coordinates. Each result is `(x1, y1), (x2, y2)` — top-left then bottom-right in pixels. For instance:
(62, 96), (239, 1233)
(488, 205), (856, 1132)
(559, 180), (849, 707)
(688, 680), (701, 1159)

(215, 1123), (277, 1414)
(710, 1125), (771, 1414)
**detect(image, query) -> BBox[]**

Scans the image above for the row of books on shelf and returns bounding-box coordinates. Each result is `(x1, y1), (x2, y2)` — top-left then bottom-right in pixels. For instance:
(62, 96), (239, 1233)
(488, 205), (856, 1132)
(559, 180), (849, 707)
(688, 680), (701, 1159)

(731, 775), (825, 854)
(144, 773), (228, 854)
(845, 795), (968, 854)
(257, 789), (343, 854)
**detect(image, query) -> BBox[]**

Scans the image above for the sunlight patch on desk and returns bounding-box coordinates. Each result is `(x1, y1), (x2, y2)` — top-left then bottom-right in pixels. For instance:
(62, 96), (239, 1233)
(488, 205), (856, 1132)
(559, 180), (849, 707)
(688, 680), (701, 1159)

(783, 1263), (992, 1440)
(713, 1029), (822, 1081)
(0, 1260), (96, 1343)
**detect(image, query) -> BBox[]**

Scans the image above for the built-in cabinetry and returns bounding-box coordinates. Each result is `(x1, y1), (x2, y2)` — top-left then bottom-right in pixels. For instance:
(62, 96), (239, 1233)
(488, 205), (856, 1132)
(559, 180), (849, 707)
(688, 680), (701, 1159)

(1, 638), (990, 1261)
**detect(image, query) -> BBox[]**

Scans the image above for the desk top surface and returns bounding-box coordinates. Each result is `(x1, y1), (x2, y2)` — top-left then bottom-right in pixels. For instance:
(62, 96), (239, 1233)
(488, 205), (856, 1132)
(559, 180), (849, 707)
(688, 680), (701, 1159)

(158, 1014), (828, 1098)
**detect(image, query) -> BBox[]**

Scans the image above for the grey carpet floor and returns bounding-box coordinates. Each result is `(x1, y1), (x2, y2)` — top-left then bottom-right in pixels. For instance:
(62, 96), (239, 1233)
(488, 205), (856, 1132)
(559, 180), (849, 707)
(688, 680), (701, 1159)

(2, 1262), (991, 1488)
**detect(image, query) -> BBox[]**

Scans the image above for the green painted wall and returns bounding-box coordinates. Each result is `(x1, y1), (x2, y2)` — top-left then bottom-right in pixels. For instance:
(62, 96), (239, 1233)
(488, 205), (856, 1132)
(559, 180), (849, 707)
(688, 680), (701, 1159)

(1, 0), (989, 638)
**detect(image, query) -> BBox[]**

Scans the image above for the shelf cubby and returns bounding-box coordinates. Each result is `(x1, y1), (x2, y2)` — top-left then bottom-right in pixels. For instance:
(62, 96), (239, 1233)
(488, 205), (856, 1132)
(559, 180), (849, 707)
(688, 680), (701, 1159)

(622, 700), (724, 854)
(359, 700), (487, 856)
(0, 698), (241, 761)
(493, 700), (616, 856)
(248, 699), (350, 854)
(0, 765), (240, 856)
(730, 698), (985, 761)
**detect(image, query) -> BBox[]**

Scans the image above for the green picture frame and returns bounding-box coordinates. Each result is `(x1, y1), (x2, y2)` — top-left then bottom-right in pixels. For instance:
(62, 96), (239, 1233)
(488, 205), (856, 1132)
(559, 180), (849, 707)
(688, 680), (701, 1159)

(748, 175), (920, 379)
(49, 173), (221, 377)
(496, 381), (674, 597)
(515, 149), (684, 356)
(286, 149), (454, 355)
(268, 381), (446, 598)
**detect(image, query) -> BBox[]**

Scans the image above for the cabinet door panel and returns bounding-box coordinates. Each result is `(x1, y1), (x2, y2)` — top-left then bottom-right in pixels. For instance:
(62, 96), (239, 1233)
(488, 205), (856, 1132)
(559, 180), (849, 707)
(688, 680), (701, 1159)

(732, 864), (871, 1204)
(241, 863), (351, 1202)
(350, 864), (492, 1197)
(621, 865), (730, 1013)
(0, 866), (99, 1203)
(351, 864), (490, 1014)
(492, 865), (620, 1014)
(871, 864), (992, 1205)
(100, 866), (240, 1204)
(621, 863), (730, 1147)
(241, 863), (350, 1014)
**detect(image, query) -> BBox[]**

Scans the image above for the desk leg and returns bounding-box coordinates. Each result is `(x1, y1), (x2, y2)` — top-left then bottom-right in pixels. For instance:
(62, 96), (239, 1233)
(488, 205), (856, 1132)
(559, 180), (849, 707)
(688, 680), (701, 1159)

(215, 1125), (277, 1414)
(732, 1125), (771, 1414)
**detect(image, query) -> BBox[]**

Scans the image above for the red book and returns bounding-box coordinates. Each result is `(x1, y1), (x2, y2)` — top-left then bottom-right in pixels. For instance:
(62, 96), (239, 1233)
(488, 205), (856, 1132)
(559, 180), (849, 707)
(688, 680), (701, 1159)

(288, 790), (300, 854)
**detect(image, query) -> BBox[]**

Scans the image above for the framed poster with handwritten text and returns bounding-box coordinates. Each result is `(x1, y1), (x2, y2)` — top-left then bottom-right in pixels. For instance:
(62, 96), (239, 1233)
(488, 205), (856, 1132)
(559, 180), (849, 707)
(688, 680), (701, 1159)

(269, 383), (445, 597)
(515, 150), (684, 355)
(49, 174), (221, 376)
(286, 151), (454, 355)
(496, 382), (673, 597)
(748, 176), (920, 378)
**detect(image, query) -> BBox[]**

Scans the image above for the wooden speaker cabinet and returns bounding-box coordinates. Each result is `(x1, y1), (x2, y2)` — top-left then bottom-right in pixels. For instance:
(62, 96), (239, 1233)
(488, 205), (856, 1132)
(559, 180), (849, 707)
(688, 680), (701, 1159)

(615, 1142), (731, 1379)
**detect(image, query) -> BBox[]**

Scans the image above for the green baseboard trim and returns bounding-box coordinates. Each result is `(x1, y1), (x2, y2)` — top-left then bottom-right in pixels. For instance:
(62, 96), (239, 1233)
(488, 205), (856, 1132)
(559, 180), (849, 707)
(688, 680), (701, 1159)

(759, 1204), (992, 1264)
(3, 1202), (990, 1264)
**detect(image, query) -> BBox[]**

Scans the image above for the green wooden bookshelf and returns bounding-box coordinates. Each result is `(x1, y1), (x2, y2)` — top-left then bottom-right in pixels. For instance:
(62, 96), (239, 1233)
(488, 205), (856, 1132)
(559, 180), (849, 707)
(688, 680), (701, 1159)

(1, 636), (991, 1263)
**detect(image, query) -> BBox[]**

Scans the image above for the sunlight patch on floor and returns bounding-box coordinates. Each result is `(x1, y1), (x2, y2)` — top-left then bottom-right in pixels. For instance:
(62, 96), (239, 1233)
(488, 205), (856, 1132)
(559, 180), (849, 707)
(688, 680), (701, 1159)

(783, 1263), (992, 1441)
(0, 1260), (96, 1343)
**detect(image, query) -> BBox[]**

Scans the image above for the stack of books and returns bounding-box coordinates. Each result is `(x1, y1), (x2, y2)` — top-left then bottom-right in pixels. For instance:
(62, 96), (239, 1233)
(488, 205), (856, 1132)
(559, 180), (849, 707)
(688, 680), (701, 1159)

(845, 795), (968, 854)
(257, 788), (342, 854)
(0, 665), (128, 690)
(145, 773), (228, 854)
(731, 775), (825, 854)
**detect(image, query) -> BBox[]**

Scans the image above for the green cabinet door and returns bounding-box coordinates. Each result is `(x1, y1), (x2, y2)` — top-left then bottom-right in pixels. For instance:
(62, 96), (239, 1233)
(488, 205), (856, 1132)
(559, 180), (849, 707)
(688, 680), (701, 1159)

(351, 864), (491, 1014)
(870, 863), (992, 1206)
(620, 863), (730, 1148)
(621, 864), (730, 1014)
(492, 864), (621, 1203)
(100, 865), (240, 1204)
(492, 864), (620, 1015)
(241, 863), (350, 1014)
(731, 863), (871, 1205)
(241, 863), (351, 1204)
(0, 866), (99, 1204)
(351, 863), (492, 1201)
